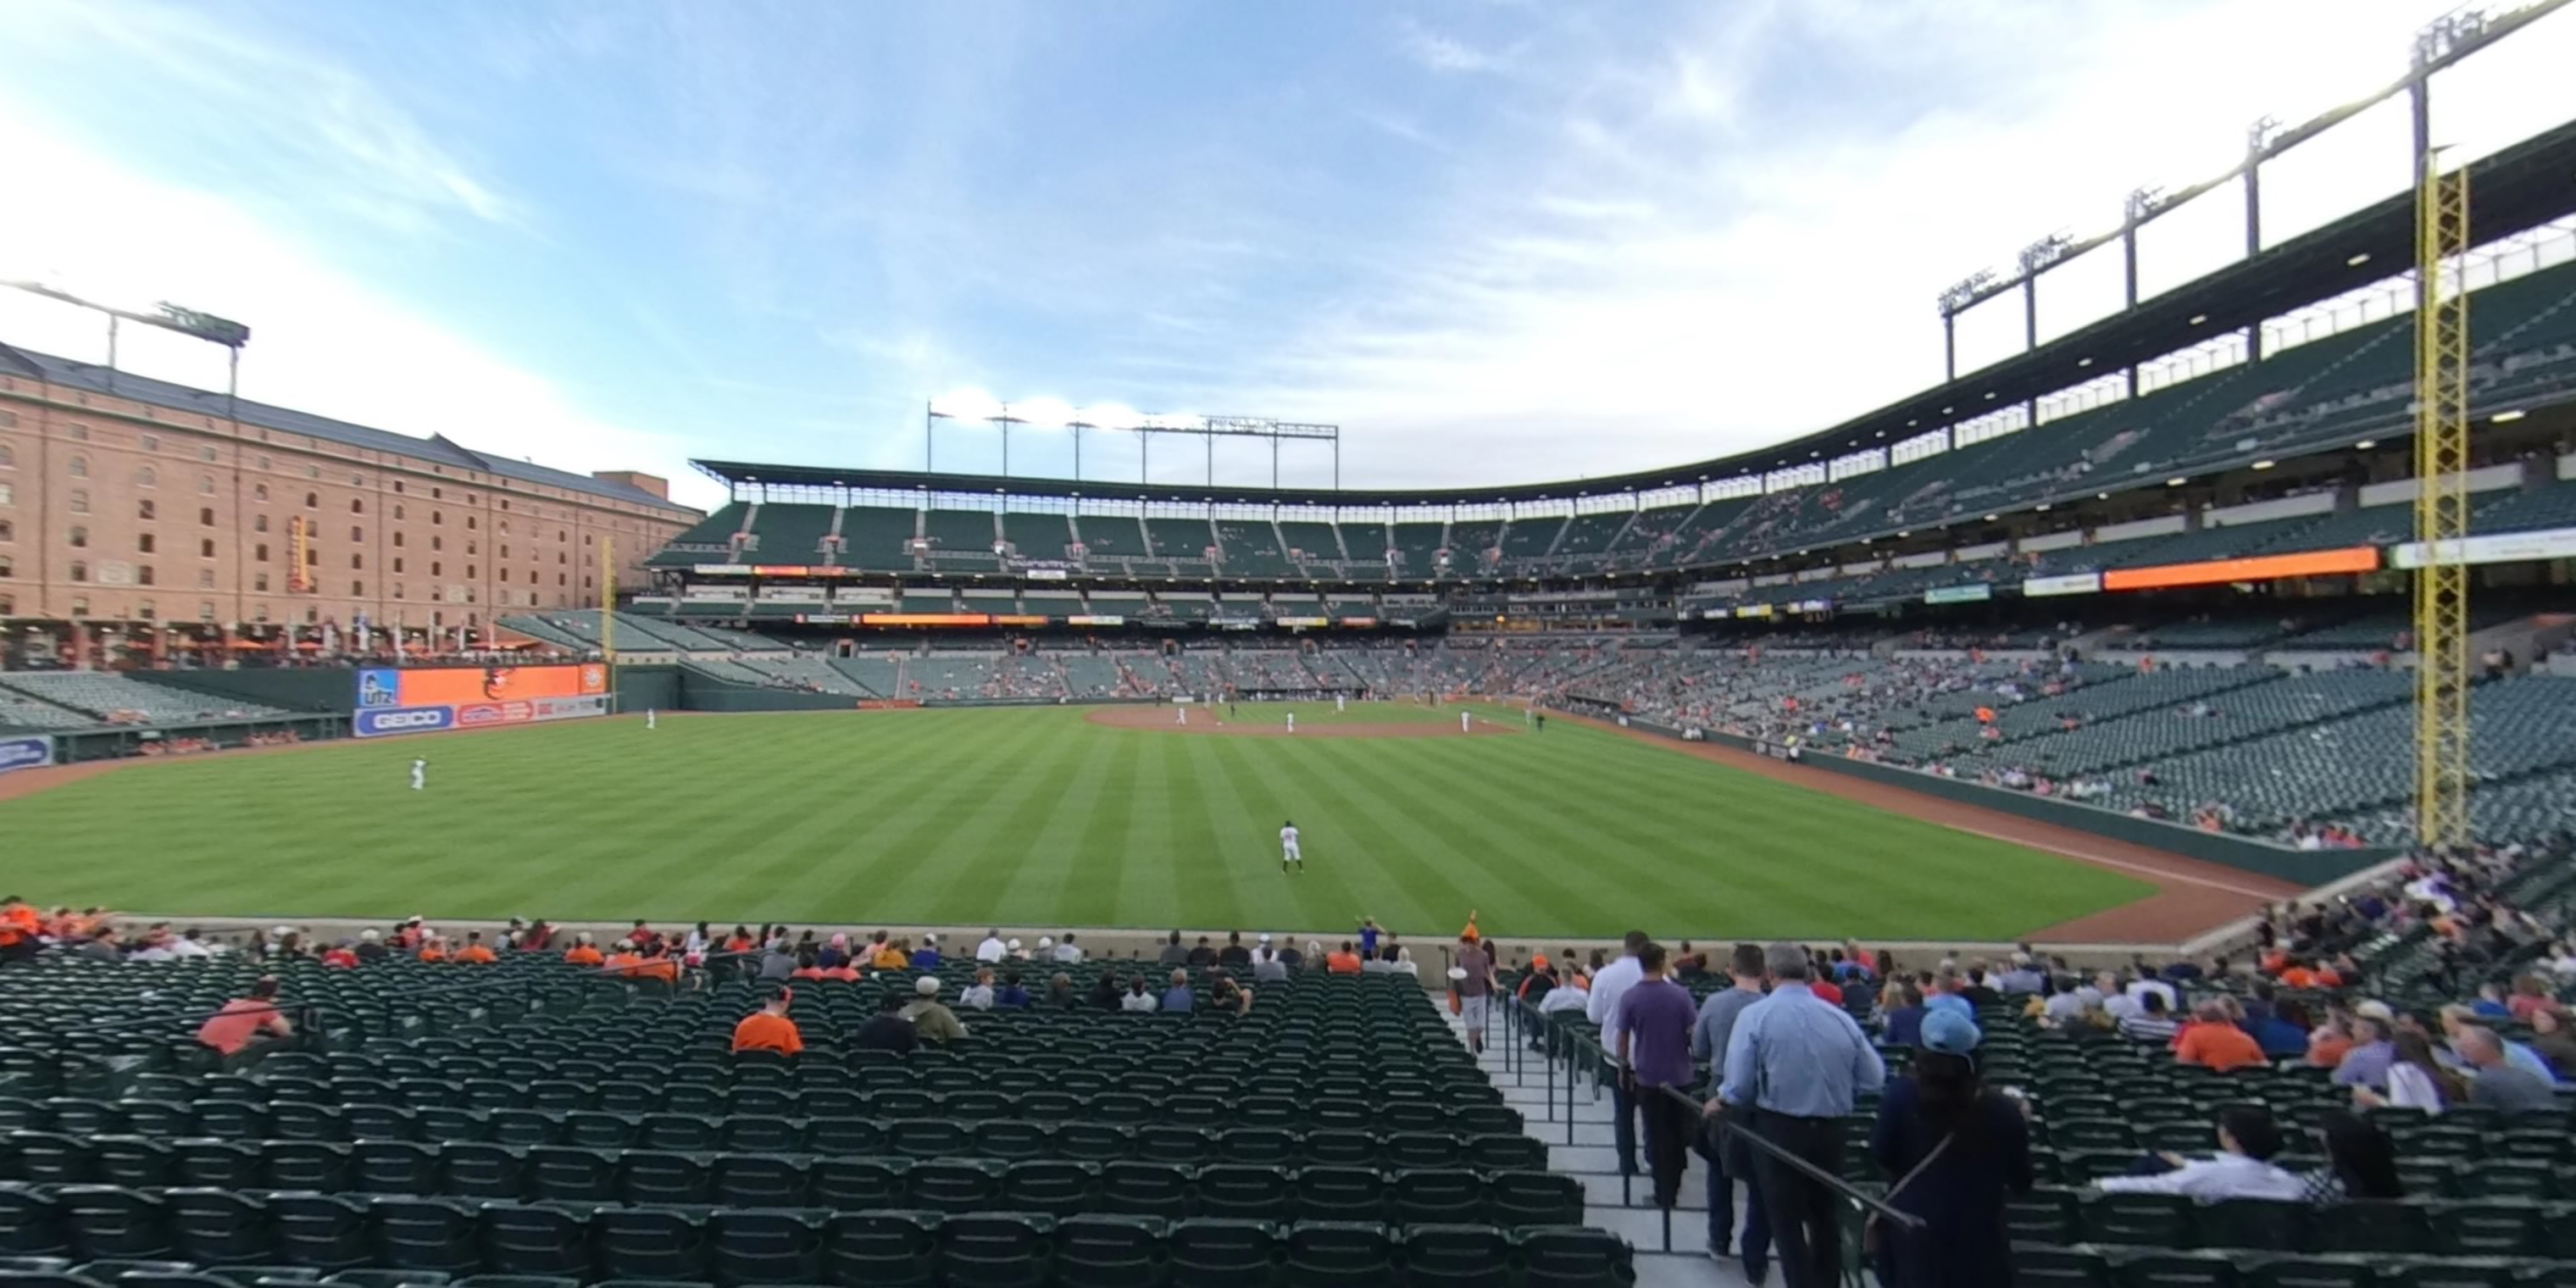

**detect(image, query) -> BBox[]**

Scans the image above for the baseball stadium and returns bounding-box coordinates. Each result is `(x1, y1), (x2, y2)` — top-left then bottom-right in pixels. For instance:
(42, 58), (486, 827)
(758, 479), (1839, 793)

(7, 8), (2576, 1288)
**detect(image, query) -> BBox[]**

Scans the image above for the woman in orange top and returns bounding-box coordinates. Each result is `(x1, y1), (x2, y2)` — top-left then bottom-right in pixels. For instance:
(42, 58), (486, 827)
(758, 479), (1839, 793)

(636, 945), (680, 985)
(603, 947), (644, 978)
(2174, 1002), (2268, 1071)
(869, 939), (908, 971)
(416, 937), (448, 963)
(455, 933), (497, 964)
(563, 934), (604, 967)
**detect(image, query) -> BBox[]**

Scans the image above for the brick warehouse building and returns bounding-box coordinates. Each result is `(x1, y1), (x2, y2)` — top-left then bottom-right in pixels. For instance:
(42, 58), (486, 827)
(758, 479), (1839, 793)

(0, 343), (699, 661)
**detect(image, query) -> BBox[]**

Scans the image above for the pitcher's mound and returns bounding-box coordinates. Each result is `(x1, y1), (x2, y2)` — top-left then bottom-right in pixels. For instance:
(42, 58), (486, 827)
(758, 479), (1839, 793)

(1085, 706), (1513, 738)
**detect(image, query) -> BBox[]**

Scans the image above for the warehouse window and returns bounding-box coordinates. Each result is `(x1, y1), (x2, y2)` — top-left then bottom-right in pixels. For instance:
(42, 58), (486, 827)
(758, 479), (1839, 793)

(198, 600), (215, 619)
(198, 475), (215, 494)
(138, 534), (155, 553)
(254, 514), (269, 533)
(254, 575), (269, 592)
(67, 455), (86, 476)
(254, 484), (269, 502)
(69, 597), (87, 616)
(135, 465), (156, 487)
(138, 565), (155, 586)
(199, 539), (214, 558)
(199, 508), (215, 526)
(69, 560), (87, 582)
(0, 554), (10, 577)
(68, 525), (87, 547)
(67, 490), (87, 514)
(137, 500), (155, 520)
(197, 570), (214, 590)
(254, 544), (269, 563)
(140, 434), (159, 452)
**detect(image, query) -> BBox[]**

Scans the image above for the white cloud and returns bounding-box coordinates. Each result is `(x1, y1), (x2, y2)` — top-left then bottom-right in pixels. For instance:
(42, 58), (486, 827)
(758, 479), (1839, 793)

(0, 113), (721, 511)
(2, 0), (523, 236)
(1221, 0), (2576, 491)
(1396, 17), (1511, 75)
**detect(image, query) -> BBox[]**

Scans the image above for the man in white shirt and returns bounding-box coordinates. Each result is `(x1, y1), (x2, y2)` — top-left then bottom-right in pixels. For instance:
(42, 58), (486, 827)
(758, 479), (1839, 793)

(2127, 973), (2179, 1013)
(1585, 930), (1650, 1175)
(974, 930), (1008, 963)
(1250, 934), (1288, 982)
(2096, 1105), (2304, 1201)
(1052, 934), (1085, 963)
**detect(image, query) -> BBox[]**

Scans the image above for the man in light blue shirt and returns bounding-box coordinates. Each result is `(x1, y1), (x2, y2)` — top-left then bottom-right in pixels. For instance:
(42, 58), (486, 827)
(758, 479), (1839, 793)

(1711, 942), (1885, 1288)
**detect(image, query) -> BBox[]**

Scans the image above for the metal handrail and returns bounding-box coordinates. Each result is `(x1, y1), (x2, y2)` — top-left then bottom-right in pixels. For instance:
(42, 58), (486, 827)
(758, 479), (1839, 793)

(1501, 993), (1925, 1231)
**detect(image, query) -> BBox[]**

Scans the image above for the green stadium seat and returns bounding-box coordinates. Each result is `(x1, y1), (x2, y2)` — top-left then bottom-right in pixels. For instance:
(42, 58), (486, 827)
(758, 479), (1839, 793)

(820, 1212), (936, 1288)
(1164, 1219), (1277, 1288)
(2312, 1202), (2433, 1255)
(1390, 1170), (1484, 1226)
(366, 1198), (480, 1276)
(160, 1191), (264, 1266)
(1000, 1162), (1097, 1218)
(621, 1152), (708, 1207)
(56, 1189), (169, 1263)
(937, 1213), (1052, 1288)
(2434, 1202), (2545, 1257)
(267, 1196), (369, 1273)
(1052, 1214), (1165, 1288)
(2117, 1252), (2241, 1286)
(594, 1208), (708, 1283)
(1284, 1223), (1393, 1280)
(1293, 1169), (1386, 1224)
(2007, 1246), (2114, 1288)
(480, 1206), (590, 1280)
(910, 1160), (1005, 1214)
(2241, 1256), (2377, 1288)
(708, 1209), (822, 1286)
(713, 1156), (810, 1210)
(1514, 1226), (1632, 1288)
(1100, 1164), (1191, 1220)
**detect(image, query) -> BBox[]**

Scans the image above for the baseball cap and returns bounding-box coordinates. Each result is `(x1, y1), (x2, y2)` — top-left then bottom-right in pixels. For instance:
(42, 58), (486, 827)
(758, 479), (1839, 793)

(1920, 1008), (1982, 1056)
(2355, 1000), (2396, 1022)
(914, 976), (941, 997)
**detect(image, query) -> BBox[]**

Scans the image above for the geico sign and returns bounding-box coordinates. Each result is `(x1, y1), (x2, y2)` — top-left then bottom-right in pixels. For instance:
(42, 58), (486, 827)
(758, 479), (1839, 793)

(356, 707), (454, 736)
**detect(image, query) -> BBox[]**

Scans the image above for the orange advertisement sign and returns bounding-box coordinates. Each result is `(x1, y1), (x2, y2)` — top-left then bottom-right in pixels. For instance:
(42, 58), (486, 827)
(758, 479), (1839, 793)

(859, 613), (991, 626)
(389, 663), (608, 707)
(2101, 547), (2379, 591)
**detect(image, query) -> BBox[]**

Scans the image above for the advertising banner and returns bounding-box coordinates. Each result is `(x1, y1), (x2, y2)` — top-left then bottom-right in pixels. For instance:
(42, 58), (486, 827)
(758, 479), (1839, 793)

(0, 735), (56, 776)
(1024, 568), (1069, 581)
(1274, 616), (1330, 628)
(1338, 617), (1379, 627)
(1067, 615), (1126, 627)
(2022, 573), (2103, 597)
(353, 664), (609, 737)
(2101, 547), (2378, 591)
(1732, 604), (1774, 619)
(2390, 526), (2576, 569)
(1923, 584), (1993, 604)
(859, 613), (990, 627)
(693, 564), (752, 575)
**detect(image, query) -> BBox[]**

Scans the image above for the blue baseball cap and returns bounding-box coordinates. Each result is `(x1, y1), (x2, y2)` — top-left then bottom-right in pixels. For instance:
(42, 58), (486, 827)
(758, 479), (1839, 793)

(1920, 1008), (1982, 1056)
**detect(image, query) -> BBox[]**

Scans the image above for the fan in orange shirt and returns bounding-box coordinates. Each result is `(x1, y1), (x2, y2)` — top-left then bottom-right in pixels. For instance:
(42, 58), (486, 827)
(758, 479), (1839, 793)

(635, 943), (680, 985)
(1458, 910), (1480, 946)
(2173, 1002), (2268, 1072)
(1326, 941), (1365, 973)
(455, 932), (497, 964)
(563, 933), (604, 967)
(603, 944), (644, 977)
(415, 935), (449, 963)
(731, 985), (805, 1055)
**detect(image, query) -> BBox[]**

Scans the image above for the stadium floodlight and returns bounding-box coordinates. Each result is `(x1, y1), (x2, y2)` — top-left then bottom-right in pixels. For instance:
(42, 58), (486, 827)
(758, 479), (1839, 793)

(1010, 397), (1074, 429)
(927, 390), (1006, 423)
(1143, 412), (1208, 432)
(1071, 403), (1142, 430)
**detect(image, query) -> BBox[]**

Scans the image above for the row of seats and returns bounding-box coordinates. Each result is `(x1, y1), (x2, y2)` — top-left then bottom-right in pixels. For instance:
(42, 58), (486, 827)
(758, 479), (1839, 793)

(1, 1141), (1583, 1224)
(4, 1117), (1546, 1171)
(2007, 1187), (2576, 1259)
(0, 1191), (1635, 1286)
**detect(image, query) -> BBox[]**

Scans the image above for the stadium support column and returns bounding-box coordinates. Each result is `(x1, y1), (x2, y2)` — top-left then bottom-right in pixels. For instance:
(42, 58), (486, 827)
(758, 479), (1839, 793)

(2411, 144), (2471, 851)
(601, 536), (618, 669)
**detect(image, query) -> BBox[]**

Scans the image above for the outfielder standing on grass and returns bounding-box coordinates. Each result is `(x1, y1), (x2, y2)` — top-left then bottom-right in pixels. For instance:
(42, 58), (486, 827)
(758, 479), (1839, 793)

(1280, 819), (1303, 873)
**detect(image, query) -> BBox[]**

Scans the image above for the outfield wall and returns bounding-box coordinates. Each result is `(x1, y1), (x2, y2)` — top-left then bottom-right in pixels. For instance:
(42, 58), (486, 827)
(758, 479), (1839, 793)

(1618, 717), (2393, 889)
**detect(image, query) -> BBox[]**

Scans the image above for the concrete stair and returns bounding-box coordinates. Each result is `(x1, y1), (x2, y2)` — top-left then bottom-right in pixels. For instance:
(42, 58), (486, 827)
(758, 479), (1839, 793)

(1439, 1007), (1768, 1287)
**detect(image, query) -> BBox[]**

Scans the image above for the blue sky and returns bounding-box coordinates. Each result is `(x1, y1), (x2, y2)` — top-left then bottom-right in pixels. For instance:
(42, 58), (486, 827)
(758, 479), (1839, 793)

(2, 0), (2570, 511)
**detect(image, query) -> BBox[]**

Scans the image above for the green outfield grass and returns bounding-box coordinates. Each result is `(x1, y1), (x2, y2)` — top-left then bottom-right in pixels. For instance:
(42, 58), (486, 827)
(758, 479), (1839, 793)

(0, 706), (2151, 939)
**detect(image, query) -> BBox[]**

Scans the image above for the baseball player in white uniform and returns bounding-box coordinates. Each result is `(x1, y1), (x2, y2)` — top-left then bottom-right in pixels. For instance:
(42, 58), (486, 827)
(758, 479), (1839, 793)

(1460, 710), (1472, 733)
(409, 758), (427, 791)
(1285, 712), (1296, 735)
(1176, 705), (1188, 726)
(1280, 820), (1303, 872)
(1335, 693), (1346, 713)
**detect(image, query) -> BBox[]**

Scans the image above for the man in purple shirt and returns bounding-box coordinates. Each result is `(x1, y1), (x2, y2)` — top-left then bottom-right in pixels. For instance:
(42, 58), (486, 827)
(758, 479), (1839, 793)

(1617, 941), (1702, 1210)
